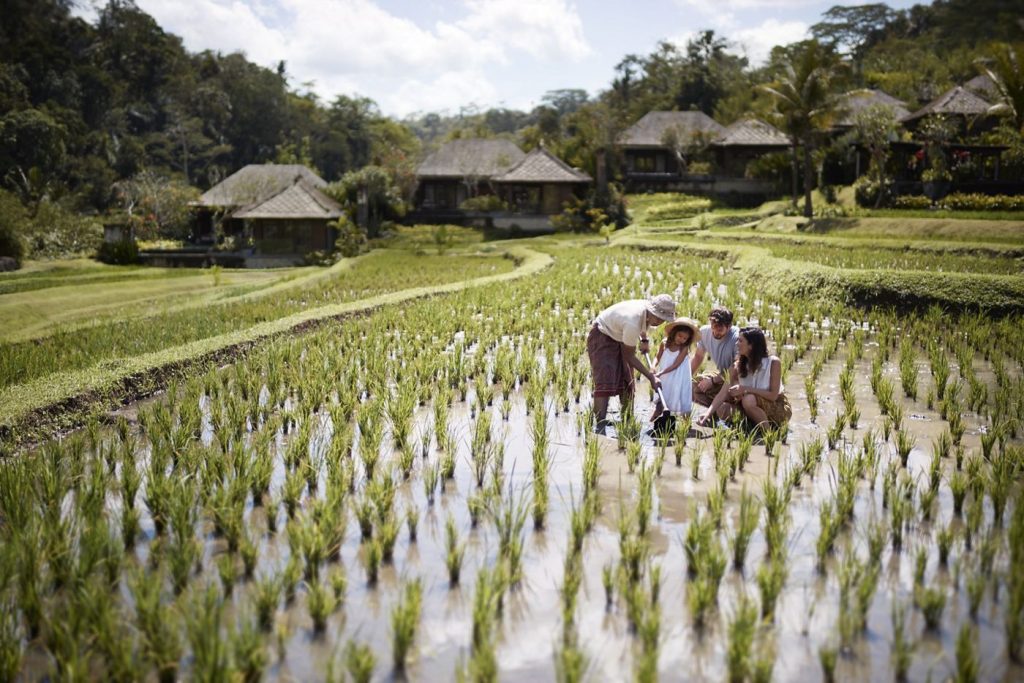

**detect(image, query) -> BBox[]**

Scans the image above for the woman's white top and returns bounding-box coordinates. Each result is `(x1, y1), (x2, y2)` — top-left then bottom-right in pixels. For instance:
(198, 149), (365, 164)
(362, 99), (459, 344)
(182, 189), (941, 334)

(658, 346), (692, 414)
(738, 356), (783, 393)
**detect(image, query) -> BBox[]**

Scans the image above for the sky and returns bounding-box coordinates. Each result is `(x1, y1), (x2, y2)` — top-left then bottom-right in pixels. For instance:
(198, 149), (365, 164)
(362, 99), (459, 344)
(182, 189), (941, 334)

(73, 0), (923, 118)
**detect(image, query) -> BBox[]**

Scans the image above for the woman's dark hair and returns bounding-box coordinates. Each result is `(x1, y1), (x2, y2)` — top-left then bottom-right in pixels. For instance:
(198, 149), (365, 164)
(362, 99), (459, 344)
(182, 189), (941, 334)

(738, 327), (769, 378)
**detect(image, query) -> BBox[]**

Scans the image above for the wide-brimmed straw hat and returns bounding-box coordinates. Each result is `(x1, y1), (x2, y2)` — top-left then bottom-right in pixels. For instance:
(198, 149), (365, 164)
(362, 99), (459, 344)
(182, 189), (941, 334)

(646, 294), (676, 322)
(665, 317), (701, 343)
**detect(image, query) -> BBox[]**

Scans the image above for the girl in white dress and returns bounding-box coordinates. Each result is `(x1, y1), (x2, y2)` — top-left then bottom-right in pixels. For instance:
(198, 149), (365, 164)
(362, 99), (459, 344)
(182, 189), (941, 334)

(652, 318), (700, 418)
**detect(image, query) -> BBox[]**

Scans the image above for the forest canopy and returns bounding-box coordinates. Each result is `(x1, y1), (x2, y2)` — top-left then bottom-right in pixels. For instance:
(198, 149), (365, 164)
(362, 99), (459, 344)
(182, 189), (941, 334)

(0, 0), (1021, 223)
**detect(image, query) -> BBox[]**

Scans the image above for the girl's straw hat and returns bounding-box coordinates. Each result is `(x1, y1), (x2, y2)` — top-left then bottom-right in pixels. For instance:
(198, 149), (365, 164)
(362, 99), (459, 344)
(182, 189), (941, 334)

(665, 317), (701, 343)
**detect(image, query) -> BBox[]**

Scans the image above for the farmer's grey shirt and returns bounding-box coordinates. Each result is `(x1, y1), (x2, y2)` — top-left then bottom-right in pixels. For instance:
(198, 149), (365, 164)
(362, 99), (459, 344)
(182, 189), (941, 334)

(697, 325), (739, 376)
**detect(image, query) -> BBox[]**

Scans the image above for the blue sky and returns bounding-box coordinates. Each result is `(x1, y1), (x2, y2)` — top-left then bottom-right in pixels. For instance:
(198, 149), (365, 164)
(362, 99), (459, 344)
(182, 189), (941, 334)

(74, 0), (922, 117)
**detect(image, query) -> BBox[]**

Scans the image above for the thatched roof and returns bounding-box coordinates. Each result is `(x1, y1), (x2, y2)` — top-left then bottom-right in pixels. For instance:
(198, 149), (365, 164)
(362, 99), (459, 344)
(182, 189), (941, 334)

(964, 73), (998, 99)
(494, 148), (591, 184)
(417, 139), (525, 179)
(711, 119), (789, 147)
(903, 86), (992, 122)
(195, 164), (327, 208)
(619, 111), (725, 148)
(233, 180), (343, 220)
(833, 89), (911, 128)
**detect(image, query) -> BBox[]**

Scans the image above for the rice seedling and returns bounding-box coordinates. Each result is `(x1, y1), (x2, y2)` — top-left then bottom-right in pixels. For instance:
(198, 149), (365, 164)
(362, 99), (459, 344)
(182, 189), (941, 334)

(690, 444), (702, 480)
(624, 439), (642, 475)
(757, 553), (788, 621)
(915, 585), (946, 631)
(362, 538), (382, 587)
(0, 605), (20, 682)
(582, 435), (601, 496)
(937, 524), (956, 566)
(891, 603), (914, 682)
(391, 578), (423, 671)
(403, 507), (419, 544)
(819, 644), (838, 683)
(341, 640), (376, 683)
(732, 485), (760, 571)
(798, 438), (824, 479)
(554, 629), (587, 683)
(955, 623), (979, 683)
(306, 576), (337, 634)
(423, 460), (440, 505)
(470, 565), (504, 674)
(440, 438), (457, 480)
(762, 425), (781, 459)
(894, 429), (916, 468)
(445, 514), (465, 587)
(805, 375), (819, 423)
(726, 594), (758, 683)
(898, 338), (918, 400)
(826, 412), (846, 451)
(377, 513), (400, 564)
(890, 401), (905, 432)
(185, 583), (231, 680)
(636, 462), (654, 536)
(229, 615), (267, 682)
(674, 412), (692, 466)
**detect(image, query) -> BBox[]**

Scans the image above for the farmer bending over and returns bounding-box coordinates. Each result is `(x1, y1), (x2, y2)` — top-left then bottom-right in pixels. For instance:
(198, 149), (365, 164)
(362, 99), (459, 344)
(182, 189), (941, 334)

(587, 294), (676, 433)
(690, 306), (739, 408)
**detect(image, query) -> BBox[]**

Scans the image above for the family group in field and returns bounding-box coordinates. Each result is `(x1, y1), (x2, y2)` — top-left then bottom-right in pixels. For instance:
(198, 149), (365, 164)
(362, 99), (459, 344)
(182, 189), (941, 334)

(587, 294), (792, 436)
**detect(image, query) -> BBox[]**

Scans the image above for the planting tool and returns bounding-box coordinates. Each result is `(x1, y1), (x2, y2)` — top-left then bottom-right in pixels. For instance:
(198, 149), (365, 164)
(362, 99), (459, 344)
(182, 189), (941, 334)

(643, 351), (676, 438)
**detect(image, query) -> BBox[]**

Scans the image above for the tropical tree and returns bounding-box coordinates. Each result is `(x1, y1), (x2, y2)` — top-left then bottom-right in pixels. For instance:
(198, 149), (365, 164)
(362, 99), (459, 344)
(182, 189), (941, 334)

(326, 166), (405, 239)
(978, 43), (1024, 132)
(759, 40), (847, 218)
(851, 104), (901, 207)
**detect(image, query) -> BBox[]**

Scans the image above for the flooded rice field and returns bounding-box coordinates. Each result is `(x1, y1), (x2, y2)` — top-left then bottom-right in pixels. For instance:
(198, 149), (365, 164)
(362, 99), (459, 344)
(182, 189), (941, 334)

(3, 250), (1024, 682)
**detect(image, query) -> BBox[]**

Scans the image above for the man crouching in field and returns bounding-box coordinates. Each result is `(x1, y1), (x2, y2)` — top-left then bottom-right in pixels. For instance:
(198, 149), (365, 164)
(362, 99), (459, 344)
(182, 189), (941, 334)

(588, 294), (676, 434)
(691, 306), (739, 413)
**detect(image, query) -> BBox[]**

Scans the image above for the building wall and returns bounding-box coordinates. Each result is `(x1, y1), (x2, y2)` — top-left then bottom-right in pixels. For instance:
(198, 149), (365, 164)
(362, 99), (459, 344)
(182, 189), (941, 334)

(252, 219), (332, 254)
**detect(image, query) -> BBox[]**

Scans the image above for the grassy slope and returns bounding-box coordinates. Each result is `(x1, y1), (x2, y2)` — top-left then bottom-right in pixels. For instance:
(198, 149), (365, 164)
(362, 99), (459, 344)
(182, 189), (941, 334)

(1, 267), (310, 342)
(616, 237), (1024, 315)
(0, 246), (552, 448)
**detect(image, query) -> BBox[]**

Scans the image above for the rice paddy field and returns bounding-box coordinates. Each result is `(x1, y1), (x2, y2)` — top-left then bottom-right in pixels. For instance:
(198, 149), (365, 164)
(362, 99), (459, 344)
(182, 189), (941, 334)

(2, 213), (1024, 682)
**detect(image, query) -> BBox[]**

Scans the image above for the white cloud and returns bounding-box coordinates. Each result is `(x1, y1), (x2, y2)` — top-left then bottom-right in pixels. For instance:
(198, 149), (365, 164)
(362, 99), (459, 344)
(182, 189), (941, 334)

(106, 0), (591, 116)
(388, 69), (500, 116)
(732, 19), (809, 64)
(675, 0), (817, 10)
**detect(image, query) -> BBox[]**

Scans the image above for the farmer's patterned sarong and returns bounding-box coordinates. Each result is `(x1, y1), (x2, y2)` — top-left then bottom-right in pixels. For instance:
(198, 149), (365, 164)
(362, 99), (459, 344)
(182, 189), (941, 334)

(588, 325), (634, 399)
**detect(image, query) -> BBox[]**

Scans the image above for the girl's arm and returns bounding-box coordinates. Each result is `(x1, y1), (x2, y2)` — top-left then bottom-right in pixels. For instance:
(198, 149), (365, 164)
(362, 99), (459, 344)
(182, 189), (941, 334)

(655, 342), (666, 367)
(658, 349), (687, 377)
(740, 358), (781, 402)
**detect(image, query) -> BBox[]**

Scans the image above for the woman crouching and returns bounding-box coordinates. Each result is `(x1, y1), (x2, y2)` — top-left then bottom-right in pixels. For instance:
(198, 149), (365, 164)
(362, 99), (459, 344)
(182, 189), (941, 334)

(700, 327), (791, 431)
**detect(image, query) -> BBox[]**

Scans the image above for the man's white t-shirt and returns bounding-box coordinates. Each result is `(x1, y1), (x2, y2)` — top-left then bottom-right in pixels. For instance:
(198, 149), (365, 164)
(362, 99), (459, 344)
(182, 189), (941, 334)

(594, 300), (649, 347)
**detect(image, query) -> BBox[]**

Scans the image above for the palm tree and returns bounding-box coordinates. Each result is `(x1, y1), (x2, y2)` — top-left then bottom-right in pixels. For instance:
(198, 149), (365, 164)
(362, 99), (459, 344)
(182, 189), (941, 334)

(978, 43), (1024, 132)
(759, 41), (846, 218)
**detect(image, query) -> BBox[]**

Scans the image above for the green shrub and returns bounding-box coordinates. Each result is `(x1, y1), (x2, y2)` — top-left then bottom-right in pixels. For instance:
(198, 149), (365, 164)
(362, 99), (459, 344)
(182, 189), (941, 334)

(459, 195), (508, 212)
(96, 239), (139, 265)
(22, 199), (103, 259)
(938, 193), (1024, 212)
(304, 250), (336, 266)
(893, 195), (932, 210)
(853, 177), (894, 208)
(332, 215), (367, 258)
